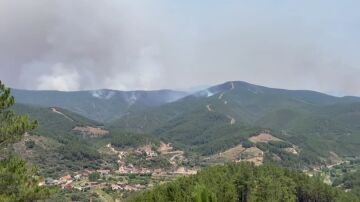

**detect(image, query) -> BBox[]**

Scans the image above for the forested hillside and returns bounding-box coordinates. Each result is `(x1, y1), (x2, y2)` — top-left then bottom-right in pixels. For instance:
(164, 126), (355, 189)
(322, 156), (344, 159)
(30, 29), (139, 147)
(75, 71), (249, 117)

(111, 81), (360, 167)
(10, 103), (162, 178)
(3, 80), (360, 201)
(11, 81), (360, 170)
(128, 163), (359, 202)
(10, 104), (107, 177)
(12, 104), (100, 135)
(12, 89), (187, 122)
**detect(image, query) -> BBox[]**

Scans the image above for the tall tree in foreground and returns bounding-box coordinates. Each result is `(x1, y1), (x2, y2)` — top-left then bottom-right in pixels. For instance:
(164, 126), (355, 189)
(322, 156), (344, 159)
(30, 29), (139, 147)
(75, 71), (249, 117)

(0, 80), (50, 201)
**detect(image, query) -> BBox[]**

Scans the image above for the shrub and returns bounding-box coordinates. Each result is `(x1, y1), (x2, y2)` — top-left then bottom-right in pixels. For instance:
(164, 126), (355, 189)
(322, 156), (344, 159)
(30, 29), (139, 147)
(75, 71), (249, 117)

(25, 140), (35, 149)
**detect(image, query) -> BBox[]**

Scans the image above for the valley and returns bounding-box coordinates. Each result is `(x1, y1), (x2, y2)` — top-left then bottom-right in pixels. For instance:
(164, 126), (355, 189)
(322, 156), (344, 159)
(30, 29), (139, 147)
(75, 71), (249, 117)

(7, 80), (360, 201)
(2, 1), (360, 201)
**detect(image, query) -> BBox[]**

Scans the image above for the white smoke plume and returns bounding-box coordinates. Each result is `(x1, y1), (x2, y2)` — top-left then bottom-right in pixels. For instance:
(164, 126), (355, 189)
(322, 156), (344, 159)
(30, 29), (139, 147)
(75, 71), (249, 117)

(1, 0), (360, 96)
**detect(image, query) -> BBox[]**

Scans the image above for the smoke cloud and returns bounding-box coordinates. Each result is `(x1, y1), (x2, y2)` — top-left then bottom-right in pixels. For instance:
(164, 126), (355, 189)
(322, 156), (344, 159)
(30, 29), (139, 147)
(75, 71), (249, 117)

(0, 0), (360, 96)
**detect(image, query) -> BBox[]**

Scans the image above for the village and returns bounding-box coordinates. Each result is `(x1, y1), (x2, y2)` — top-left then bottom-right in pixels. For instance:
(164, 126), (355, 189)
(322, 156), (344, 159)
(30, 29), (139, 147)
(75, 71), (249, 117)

(41, 133), (295, 194)
(40, 142), (198, 195)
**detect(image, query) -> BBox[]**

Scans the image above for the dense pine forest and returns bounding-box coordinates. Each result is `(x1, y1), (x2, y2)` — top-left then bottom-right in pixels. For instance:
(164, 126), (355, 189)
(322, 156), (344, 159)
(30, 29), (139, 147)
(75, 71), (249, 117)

(128, 163), (360, 202)
(0, 81), (52, 201)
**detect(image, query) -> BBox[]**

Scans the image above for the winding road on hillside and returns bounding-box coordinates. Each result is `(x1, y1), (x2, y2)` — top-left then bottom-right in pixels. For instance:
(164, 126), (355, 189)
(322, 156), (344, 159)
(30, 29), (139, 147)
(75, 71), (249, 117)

(169, 151), (185, 165)
(51, 108), (74, 122)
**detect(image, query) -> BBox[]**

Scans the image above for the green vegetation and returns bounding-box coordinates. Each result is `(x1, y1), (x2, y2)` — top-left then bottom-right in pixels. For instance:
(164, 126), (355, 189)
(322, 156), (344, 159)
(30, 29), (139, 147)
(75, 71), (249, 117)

(241, 140), (254, 149)
(0, 80), (51, 201)
(10, 104), (110, 178)
(25, 139), (35, 149)
(0, 82), (37, 146)
(152, 108), (260, 155)
(12, 88), (186, 122)
(58, 141), (101, 162)
(43, 189), (101, 202)
(127, 174), (151, 186)
(89, 172), (101, 182)
(338, 170), (360, 197)
(110, 131), (156, 149)
(17, 135), (109, 178)
(11, 104), (99, 138)
(110, 81), (360, 166)
(128, 163), (360, 202)
(326, 159), (360, 197)
(7, 80), (360, 201)
(125, 153), (171, 169)
(0, 157), (52, 202)
(257, 141), (318, 169)
(12, 81), (360, 169)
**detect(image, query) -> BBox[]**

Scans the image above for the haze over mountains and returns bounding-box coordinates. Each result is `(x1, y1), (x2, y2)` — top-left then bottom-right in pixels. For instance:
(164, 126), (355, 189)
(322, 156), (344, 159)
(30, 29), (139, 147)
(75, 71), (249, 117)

(7, 80), (360, 200)
(12, 81), (360, 165)
(3, 1), (360, 200)
(13, 80), (360, 123)
(109, 81), (360, 158)
(12, 88), (187, 122)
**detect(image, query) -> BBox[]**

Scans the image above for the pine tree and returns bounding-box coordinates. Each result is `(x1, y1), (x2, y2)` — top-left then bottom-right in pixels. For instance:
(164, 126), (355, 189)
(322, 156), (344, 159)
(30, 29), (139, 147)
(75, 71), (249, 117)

(0, 80), (37, 147)
(0, 80), (50, 201)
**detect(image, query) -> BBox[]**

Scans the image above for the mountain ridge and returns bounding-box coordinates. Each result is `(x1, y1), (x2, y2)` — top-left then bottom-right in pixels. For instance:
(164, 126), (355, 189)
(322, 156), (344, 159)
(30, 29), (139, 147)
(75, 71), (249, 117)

(12, 88), (188, 122)
(10, 80), (360, 167)
(107, 81), (360, 167)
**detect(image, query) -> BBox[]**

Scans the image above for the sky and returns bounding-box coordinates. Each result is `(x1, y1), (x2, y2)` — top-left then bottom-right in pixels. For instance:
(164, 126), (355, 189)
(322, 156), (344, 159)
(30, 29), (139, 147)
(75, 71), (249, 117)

(0, 0), (360, 96)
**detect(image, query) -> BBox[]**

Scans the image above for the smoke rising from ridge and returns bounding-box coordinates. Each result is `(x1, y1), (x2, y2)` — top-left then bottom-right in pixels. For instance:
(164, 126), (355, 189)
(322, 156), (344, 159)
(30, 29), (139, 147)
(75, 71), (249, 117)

(0, 0), (360, 96)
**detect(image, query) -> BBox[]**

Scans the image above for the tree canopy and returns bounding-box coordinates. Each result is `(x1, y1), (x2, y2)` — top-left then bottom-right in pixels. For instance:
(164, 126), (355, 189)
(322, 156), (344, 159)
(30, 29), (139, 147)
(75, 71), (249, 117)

(0, 81), (37, 147)
(128, 163), (360, 202)
(0, 80), (50, 201)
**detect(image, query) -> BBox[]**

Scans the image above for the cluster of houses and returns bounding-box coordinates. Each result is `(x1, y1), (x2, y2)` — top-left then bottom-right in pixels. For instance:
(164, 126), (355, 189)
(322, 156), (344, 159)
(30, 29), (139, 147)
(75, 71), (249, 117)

(42, 169), (110, 190)
(111, 183), (146, 192)
(40, 143), (198, 195)
(117, 145), (159, 175)
(44, 174), (77, 190)
(118, 164), (152, 175)
(134, 145), (158, 159)
(42, 170), (147, 192)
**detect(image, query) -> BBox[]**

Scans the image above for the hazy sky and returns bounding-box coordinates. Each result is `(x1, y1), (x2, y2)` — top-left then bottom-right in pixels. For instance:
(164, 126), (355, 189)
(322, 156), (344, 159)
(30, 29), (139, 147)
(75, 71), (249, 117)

(1, 1), (360, 96)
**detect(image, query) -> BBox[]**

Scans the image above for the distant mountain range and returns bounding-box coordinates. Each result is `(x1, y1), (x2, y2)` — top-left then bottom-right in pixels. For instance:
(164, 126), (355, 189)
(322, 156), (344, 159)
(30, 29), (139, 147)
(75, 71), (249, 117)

(106, 81), (360, 160)
(12, 89), (187, 122)
(11, 81), (360, 168)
